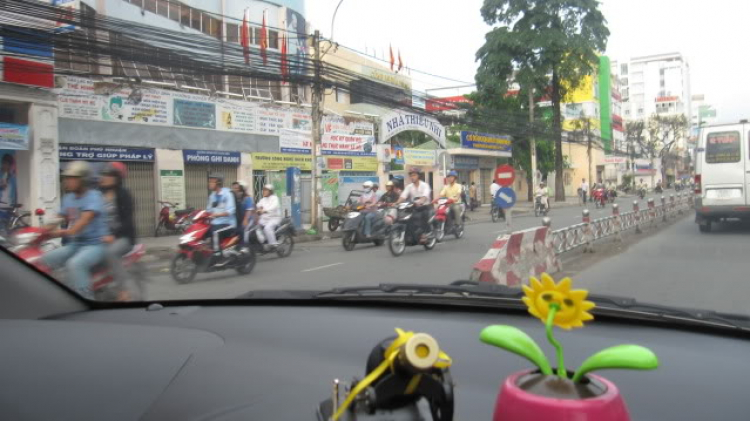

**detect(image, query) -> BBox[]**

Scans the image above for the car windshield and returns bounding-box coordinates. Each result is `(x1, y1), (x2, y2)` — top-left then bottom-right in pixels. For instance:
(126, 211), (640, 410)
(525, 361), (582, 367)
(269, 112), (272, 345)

(1, 0), (747, 318)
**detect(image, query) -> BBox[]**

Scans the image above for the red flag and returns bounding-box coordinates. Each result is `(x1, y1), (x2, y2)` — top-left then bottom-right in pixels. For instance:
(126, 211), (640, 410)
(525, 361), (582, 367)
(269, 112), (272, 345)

(389, 45), (394, 71)
(241, 9), (250, 65)
(280, 32), (288, 84)
(260, 11), (268, 66)
(398, 50), (403, 72)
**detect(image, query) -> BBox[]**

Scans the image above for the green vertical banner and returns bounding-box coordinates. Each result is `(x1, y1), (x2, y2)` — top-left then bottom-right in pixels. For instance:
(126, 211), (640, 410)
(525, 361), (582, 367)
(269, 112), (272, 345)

(598, 55), (612, 154)
(321, 173), (339, 208)
(267, 172), (287, 198)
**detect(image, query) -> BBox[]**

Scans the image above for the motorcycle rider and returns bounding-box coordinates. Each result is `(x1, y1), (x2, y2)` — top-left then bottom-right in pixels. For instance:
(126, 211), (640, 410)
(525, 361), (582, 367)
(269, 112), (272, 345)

(379, 181), (400, 204)
(42, 161), (108, 299)
(256, 183), (282, 248)
(358, 181), (379, 238)
(206, 174), (236, 261)
(535, 181), (550, 212)
(437, 170), (463, 227)
(99, 162), (137, 301)
(397, 167), (432, 242)
(231, 181), (255, 245)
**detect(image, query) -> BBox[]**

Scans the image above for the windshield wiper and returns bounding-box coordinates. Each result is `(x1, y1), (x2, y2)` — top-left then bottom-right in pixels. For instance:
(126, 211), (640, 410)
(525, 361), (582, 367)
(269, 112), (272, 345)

(313, 281), (750, 331)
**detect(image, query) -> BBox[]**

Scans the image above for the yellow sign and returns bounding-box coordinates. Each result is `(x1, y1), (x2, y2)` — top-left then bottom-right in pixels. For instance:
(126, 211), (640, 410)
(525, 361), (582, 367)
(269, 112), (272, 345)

(562, 117), (601, 132)
(562, 75), (596, 103)
(252, 153), (312, 171)
(325, 156), (378, 171)
(404, 148), (436, 166)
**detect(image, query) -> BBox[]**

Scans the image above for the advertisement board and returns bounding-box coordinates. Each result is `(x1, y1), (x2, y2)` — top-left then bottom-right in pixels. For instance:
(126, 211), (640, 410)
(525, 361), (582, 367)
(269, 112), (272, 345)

(183, 149), (240, 164)
(0, 124), (30, 150)
(403, 149), (436, 167)
(60, 145), (155, 161)
(325, 156), (378, 171)
(460, 131), (512, 156)
(252, 153), (312, 171)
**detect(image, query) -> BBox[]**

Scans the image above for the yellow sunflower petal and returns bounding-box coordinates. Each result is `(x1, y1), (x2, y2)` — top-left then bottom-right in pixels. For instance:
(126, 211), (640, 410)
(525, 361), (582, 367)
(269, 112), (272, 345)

(528, 306), (543, 320)
(521, 296), (533, 307)
(529, 276), (544, 292)
(580, 312), (594, 321)
(580, 300), (596, 311)
(557, 277), (572, 293)
(541, 273), (556, 289)
(568, 289), (589, 302)
(522, 284), (535, 297)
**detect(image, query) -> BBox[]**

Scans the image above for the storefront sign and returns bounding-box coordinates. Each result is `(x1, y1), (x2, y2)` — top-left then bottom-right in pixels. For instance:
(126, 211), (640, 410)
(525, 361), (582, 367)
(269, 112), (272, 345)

(279, 129), (312, 154)
(451, 155), (479, 170)
(460, 131), (512, 156)
(101, 90), (172, 125)
(159, 169), (185, 206)
(323, 115), (374, 136)
(218, 101), (258, 132)
(603, 156), (627, 164)
(252, 152), (312, 171)
(393, 146), (405, 165)
(183, 149), (240, 164)
(325, 156), (378, 171)
(403, 148), (436, 167)
(321, 134), (376, 156)
(0, 124), (30, 150)
(381, 111), (446, 148)
(174, 99), (216, 129)
(60, 145), (155, 161)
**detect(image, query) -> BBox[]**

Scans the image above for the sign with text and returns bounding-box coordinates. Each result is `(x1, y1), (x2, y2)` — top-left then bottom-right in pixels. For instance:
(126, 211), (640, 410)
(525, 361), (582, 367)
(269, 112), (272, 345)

(403, 148), (436, 167)
(321, 134), (376, 156)
(603, 156), (627, 164)
(252, 152), (312, 171)
(174, 99), (216, 129)
(451, 155), (479, 170)
(159, 169), (185, 206)
(381, 111), (446, 148)
(59, 145), (154, 161)
(0, 124), (29, 150)
(460, 131), (512, 157)
(279, 129), (312, 154)
(325, 156), (378, 171)
(183, 149), (240, 164)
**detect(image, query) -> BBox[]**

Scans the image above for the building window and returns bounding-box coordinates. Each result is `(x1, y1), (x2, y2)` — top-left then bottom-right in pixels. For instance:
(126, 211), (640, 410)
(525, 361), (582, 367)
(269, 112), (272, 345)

(253, 27), (261, 45)
(209, 16), (221, 39)
(168, 1), (180, 22)
(620, 63), (628, 75)
(156, 0), (168, 18)
(144, 0), (156, 13)
(226, 23), (239, 43)
(180, 5), (190, 25)
(268, 30), (278, 49)
(201, 13), (211, 35)
(190, 8), (201, 31)
(129, 0), (143, 7)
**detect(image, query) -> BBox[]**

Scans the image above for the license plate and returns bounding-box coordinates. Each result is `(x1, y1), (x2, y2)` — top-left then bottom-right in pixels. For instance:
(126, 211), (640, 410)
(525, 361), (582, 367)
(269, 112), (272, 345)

(708, 189), (741, 199)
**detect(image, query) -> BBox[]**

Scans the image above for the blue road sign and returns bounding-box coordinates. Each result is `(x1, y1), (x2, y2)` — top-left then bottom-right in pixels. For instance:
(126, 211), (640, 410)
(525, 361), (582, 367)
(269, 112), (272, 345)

(494, 187), (517, 209)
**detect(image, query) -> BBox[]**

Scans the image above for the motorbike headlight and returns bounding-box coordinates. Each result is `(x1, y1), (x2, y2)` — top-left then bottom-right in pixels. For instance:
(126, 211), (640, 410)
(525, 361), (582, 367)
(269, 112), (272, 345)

(347, 212), (360, 218)
(179, 232), (197, 244)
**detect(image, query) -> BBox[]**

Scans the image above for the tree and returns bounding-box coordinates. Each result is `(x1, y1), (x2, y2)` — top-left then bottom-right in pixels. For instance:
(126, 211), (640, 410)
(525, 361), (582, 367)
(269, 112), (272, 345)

(641, 114), (688, 186)
(624, 120), (645, 189)
(475, 0), (609, 201)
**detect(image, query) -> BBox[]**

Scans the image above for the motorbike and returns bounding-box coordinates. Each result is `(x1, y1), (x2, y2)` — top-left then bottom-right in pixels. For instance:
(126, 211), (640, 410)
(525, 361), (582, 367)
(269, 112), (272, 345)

(593, 188), (607, 209)
(534, 195), (549, 217)
(432, 198), (464, 242)
(655, 185), (664, 193)
(608, 188), (617, 203)
(386, 202), (437, 257)
(0, 201), (30, 235)
(242, 216), (296, 258)
(638, 187), (646, 200)
(341, 204), (387, 251)
(15, 220), (147, 301)
(155, 201), (197, 237)
(170, 210), (257, 284)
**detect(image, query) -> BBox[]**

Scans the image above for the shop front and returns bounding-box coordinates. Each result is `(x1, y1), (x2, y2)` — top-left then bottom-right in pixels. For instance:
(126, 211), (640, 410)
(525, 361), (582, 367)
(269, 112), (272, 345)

(447, 130), (512, 204)
(183, 149), (241, 211)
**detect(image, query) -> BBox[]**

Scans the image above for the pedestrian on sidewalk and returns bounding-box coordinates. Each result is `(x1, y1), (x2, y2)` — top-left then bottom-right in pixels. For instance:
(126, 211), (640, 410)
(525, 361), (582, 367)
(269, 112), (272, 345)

(580, 178), (589, 204)
(469, 182), (478, 211)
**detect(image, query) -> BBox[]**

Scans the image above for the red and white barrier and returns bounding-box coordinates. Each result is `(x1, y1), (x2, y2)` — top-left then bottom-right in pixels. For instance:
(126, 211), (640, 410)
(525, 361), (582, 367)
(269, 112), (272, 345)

(472, 226), (561, 286)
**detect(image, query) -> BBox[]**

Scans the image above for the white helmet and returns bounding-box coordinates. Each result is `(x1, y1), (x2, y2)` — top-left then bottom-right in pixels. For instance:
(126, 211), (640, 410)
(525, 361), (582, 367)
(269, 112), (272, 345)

(263, 183), (274, 192)
(363, 181), (374, 191)
(237, 180), (249, 190)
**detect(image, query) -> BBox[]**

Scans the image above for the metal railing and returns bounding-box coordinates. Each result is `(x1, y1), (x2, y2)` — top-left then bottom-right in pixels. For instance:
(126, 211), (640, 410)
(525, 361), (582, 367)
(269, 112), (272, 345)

(549, 192), (693, 254)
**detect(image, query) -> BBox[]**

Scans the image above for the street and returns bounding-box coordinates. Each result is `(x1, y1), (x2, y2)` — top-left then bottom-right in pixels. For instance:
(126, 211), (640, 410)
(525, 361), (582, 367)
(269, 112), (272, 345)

(144, 193), (676, 301)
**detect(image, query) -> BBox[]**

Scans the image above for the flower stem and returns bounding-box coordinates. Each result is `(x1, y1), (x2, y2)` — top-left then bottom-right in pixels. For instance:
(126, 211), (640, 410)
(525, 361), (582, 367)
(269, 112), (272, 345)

(546, 304), (567, 379)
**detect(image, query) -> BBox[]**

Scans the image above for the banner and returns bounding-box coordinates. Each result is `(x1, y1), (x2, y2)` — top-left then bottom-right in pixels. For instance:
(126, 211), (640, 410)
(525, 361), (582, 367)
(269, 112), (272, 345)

(252, 152), (312, 171)
(183, 149), (240, 164)
(321, 174), (339, 207)
(603, 156), (627, 164)
(218, 101), (258, 132)
(0, 150), (18, 206)
(393, 146), (405, 165)
(403, 148), (436, 167)
(325, 156), (378, 171)
(321, 133), (376, 156)
(174, 99), (216, 129)
(279, 129), (312, 154)
(323, 115), (375, 136)
(60, 145), (155, 161)
(381, 111), (446, 148)
(0, 124), (29, 150)
(460, 131), (512, 156)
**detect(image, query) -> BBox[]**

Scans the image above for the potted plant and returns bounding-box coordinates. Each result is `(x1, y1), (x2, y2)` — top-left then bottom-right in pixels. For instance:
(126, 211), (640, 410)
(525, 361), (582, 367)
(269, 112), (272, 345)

(480, 273), (659, 421)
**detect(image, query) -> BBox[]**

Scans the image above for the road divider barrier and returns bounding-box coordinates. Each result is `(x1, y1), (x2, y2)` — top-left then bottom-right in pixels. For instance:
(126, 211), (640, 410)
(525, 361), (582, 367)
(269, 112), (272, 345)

(472, 192), (693, 285)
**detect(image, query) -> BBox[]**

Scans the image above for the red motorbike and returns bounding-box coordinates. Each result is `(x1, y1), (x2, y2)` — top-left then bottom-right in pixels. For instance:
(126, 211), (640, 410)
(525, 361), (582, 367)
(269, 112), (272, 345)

(169, 210), (256, 284)
(592, 187), (607, 209)
(155, 201), (197, 237)
(13, 209), (147, 301)
(432, 197), (465, 242)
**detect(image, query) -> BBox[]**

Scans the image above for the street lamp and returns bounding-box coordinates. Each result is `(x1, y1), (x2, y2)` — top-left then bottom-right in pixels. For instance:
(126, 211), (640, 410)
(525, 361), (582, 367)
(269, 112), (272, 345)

(330, 0), (345, 41)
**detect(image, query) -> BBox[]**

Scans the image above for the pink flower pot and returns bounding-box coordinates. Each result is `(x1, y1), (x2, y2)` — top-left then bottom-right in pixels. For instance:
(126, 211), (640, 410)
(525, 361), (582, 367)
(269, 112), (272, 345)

(492, 370), (631, 421)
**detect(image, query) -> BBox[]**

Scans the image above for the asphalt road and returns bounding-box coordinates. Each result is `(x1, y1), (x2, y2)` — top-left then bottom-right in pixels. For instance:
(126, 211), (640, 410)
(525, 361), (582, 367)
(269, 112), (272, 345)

(145, 194), (662, 301)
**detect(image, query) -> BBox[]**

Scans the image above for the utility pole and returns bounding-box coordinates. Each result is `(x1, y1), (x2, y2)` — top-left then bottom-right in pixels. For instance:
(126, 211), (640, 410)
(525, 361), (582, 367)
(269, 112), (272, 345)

(529, 89), (537, 193)
(586, 121), (593, 187)
(310, 29), (322, 233)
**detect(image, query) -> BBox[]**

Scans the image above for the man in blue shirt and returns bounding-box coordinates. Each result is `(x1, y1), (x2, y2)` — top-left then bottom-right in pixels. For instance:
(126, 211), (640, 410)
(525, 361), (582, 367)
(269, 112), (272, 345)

(206, 173), (236, 261)
(42, 161), (109, 299)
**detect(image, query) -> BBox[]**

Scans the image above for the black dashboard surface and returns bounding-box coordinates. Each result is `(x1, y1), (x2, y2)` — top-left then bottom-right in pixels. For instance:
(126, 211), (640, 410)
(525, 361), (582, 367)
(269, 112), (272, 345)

(2, 303), (748, 421)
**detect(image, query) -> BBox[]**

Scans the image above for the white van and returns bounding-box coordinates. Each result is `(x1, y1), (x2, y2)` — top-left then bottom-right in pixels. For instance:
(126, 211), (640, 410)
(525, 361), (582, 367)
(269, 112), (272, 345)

(694, 121), (750, 232)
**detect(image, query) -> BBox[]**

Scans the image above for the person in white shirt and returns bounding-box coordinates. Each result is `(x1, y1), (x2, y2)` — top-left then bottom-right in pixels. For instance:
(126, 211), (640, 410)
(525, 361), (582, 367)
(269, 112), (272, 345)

(358, 181), (379, 237)
(535, 182), (549, 211)
(255, 184), (282, 246)
(490, 181), (501, 199)
(580, 178), (589, 203)
(397, 167), (432, 239)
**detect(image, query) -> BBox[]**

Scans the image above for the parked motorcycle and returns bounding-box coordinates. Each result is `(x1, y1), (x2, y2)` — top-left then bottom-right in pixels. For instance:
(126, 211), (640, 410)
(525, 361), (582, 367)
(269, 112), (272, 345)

(341, 205), (387, 251)
(170, 210), (256, 284)
(386, 202), (437, 257)
(155, 201), (197, 237)
(534, 195), (549, 217)
(16, 222), (147, 301)
(243, 217), (296, 258)
(432, 197), (464, 242)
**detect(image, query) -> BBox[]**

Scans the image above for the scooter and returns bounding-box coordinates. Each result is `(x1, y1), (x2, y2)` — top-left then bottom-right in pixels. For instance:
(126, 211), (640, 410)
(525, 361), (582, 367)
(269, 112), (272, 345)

(15, 211), (147, 301)
(243, 216), (296, 258)
(155, 201), (197, 237)
(170, 210), (256, 284)
(593, 188), (607, 209)
(432, 197), (464, 242)
(638, 188), (646, 200)
(341, 205), (387, 251)
(386, 202), (437, 257)
(534, 195), (549, 217)
(490, 202), (505, 223)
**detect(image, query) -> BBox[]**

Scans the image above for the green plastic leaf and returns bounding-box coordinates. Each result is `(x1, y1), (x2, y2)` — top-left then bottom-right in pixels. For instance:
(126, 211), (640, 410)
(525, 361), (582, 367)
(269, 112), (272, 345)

(480, 325), (552, 375)
(572, 345), (659, 383)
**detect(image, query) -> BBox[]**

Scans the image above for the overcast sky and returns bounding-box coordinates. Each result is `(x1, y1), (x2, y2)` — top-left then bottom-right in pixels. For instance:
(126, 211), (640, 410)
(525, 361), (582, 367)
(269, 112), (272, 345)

(307, 0), (747, 122)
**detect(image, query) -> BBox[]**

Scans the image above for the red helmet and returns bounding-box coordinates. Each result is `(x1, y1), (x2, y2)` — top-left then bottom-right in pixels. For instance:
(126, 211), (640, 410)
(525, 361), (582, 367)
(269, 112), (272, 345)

(103, 162), (128, 179)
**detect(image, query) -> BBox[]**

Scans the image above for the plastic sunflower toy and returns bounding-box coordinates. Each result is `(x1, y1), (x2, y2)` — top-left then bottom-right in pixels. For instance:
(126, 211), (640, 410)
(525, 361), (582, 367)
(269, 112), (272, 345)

(480, 273), (659, 421)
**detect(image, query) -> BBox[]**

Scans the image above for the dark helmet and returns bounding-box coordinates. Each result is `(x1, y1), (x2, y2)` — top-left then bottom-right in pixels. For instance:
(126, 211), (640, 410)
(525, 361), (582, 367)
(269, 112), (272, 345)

(208, 173), (224, 184)
(408, 167), (422, 175)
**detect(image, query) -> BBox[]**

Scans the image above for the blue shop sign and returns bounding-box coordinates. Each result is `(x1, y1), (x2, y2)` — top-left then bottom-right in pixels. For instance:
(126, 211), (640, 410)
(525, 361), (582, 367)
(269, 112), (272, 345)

(451, 155), (479, 170)
(183, 149), (241, 164)
(60, 145), (154, 162)
(460, 131), (512, 156)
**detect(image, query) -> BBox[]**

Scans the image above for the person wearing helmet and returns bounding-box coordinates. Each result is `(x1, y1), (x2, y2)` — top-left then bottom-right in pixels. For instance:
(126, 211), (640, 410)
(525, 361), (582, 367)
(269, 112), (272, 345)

(256, 183), (281, 247)
(206, 173), (236, 260)
(99, 162), (137, 301)
(357, 180), (379, 238)
(379, 180), (399, 205)
(437, 170), (464, 226)
(535, 181), (549, 212)
(231, 181), (255, 233)
(397, 167), (433, 241)
(42, 161), (109, 299)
